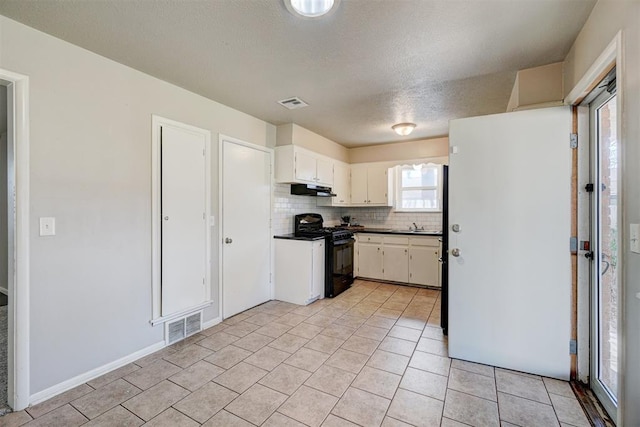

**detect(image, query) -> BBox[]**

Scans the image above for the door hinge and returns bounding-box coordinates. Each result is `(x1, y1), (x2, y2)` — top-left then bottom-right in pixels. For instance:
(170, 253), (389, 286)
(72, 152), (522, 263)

(585, 183), (594, 192)
(570, 133), (578, 149)
(270, 273), (272, 283)
(570, 236), (578, 254)
(203, 148), (205, 156)
(202, 278), (205, 285)
(569, 339), (577, 355)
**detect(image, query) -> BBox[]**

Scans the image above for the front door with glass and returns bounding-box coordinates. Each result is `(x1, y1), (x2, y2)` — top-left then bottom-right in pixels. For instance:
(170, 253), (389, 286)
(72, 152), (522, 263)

(589, 86), (619, 421)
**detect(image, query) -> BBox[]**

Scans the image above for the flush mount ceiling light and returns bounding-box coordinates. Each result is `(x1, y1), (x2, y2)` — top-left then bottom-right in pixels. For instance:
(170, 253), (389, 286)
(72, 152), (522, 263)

(285, 0), (340, 19)
(392, 122), (416, 136)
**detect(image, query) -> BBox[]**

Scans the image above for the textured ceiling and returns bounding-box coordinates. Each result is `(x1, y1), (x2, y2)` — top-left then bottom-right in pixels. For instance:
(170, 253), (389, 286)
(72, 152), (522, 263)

(0, 0), (595, 147)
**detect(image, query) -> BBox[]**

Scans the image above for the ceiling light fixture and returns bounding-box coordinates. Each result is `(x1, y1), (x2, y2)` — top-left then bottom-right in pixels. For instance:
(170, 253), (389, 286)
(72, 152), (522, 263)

(392, 122), (416, 136)
(285, 0), (340, 19)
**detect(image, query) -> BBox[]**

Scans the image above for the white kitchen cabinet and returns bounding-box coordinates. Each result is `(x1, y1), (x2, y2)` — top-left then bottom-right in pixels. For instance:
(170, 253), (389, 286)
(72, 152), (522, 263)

(294, 149), (317, 183)
(275, 238), (325, 305)
(350, 165), (392, 206)
(357, 234), (383, 279)
(316, 158), (333, 185)
(383, 245), (409, 282)
(275, 145), (333, 187)
(317, 161), (350, 207)
(408, 237), (441, 287)
(355, 233), (441, 287)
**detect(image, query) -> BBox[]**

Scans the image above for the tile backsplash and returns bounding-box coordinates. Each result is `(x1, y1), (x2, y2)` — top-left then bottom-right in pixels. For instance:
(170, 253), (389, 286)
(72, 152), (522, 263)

(272, 184), (342, 235)
(272, 184), (442, 235)
(341, 207), (442, 232)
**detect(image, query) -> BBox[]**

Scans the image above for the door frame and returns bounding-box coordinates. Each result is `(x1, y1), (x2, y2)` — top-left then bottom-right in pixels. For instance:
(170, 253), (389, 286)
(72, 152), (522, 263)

(566, 31), (623, 425)
(0, 69), (30, 410)
(218, 135), (273, 320)
(151, 115), (212, 324)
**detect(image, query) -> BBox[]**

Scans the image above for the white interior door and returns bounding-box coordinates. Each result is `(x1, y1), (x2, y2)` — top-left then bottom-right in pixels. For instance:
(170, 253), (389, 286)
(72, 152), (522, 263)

(448, 106), (572, 379)
(222, 139), (272, 318)
(161, 125), (207, 316)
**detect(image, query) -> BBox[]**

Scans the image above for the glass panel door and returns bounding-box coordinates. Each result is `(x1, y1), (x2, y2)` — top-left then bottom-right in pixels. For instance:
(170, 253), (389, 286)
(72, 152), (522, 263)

(590, 88), (618, 420)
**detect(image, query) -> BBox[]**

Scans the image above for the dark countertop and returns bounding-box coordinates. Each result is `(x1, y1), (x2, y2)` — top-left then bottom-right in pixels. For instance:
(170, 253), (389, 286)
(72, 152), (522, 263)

(273, 234), (326, 241)
(352, 228), (442, 236)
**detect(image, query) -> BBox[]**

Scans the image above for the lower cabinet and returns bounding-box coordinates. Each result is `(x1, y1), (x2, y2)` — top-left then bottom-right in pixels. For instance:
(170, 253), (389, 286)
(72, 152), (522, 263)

(356, 233), (441, 287)
(409, 245), (440, 286)
(357, 241), (383, 279)
(275, 238), (325, 305)
(382, 237), (409, 283)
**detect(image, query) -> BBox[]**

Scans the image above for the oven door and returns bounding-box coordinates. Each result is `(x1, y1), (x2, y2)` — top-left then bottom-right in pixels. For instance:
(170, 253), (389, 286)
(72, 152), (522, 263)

(329, 238), (354, 297)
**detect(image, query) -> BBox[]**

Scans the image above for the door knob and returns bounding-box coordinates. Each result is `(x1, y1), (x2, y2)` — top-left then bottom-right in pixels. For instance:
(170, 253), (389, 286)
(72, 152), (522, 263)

(451, 248), (461, 257)
(225, 238), (233, 244)
(164, 216), (169, 220)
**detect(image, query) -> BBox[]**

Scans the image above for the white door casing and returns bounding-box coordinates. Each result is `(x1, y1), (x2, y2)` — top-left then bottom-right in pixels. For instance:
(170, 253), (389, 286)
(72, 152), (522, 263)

(448, 106), (572, 379)
(151, 116), (211, 323)
(160, 126), (207, 316)
(220, 137), (272, 318)
(0, 69), (30, 410)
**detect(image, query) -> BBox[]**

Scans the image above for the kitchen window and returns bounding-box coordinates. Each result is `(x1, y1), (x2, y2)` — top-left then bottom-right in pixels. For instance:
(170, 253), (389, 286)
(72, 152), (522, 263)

(394, 163), (442, 212)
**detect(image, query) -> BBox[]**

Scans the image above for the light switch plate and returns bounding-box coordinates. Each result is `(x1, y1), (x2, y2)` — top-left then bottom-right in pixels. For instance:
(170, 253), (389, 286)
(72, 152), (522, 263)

(631, 223), (640, 254)
(39, 217), (56, 236)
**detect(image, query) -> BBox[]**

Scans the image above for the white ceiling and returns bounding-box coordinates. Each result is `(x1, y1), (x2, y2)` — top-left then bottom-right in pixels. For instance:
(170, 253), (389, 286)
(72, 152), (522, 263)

(0, 0), (595, 147)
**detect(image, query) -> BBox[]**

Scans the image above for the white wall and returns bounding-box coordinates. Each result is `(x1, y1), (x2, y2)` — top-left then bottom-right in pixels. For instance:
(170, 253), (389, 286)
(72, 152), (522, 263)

(276, 123), (349, 163)
(564, 1), (640, 424)
(0, 16), (276, 396)
(349, 137), (449, 164)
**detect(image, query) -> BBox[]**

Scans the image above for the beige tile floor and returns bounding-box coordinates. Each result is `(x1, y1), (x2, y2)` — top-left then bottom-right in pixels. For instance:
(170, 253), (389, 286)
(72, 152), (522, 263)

(0, 280), (591, 427)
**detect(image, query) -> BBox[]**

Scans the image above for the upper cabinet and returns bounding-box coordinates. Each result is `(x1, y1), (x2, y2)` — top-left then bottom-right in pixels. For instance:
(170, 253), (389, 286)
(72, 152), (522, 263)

(317, 161), (350, 207)
(275, 145), (333, 187)
(350, 165), (392, 206)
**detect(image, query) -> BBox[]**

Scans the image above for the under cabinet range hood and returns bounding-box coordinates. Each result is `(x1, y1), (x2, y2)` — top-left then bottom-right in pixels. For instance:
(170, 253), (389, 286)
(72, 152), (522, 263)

(290, 184), (337, 197)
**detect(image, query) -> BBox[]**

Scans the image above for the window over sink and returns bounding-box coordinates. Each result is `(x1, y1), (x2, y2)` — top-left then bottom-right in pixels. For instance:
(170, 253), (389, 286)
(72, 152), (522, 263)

(394, 163), (442, 212)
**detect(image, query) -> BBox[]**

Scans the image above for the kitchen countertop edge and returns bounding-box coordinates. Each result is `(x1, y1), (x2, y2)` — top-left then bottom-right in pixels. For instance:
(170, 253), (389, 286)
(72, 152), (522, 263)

(352, 228), (442, 236)
(273, 234), (326, 241)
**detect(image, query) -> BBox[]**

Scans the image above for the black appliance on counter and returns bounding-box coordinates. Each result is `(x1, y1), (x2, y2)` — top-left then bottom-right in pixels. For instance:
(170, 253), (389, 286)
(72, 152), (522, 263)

(294, 213), (354, 298)
(440, 165), (449, 335)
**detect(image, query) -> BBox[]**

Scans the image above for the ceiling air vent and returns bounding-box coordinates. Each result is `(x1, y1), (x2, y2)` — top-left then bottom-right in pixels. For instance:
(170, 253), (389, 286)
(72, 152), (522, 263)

(278, 97), (309, 110)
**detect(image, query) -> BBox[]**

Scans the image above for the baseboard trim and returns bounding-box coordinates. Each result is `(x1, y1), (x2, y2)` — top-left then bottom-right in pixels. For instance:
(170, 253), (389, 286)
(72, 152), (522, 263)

(202, 316), (222, 330)
(29, 340), (166, 406)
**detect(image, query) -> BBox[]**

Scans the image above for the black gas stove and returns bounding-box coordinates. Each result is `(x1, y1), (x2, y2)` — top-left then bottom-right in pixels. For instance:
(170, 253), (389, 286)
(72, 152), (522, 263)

(294, 214), (354, 298)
